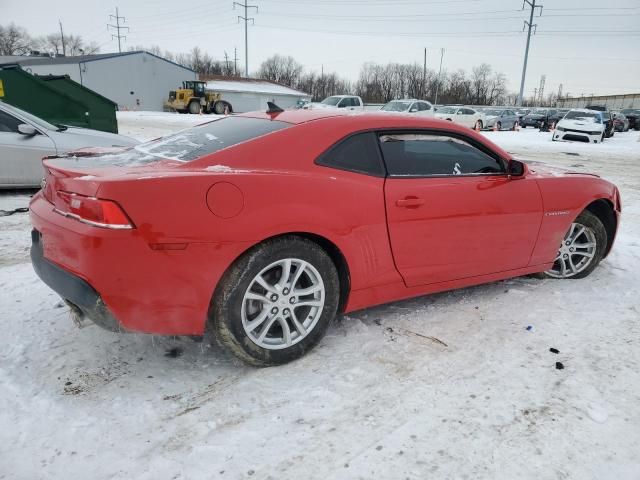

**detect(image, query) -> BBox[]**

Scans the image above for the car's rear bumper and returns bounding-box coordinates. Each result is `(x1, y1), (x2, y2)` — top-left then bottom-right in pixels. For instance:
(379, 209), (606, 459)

(30, 228), (123, 332)
(29, 191), (251, 335)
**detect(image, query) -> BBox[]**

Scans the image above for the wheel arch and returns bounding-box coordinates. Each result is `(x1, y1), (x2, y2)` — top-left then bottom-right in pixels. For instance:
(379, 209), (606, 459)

(210, 231), (352, 317)
(584, 198), (617, 257)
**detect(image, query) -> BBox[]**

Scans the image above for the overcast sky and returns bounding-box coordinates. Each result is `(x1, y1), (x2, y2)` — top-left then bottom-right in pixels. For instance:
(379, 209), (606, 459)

(5, 0), (640, 99)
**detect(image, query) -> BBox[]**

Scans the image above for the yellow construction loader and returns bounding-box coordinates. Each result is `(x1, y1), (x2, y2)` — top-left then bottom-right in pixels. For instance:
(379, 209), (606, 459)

(164, 81), (232, 114)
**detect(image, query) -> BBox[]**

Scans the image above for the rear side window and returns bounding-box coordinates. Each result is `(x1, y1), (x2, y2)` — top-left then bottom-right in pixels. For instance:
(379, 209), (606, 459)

(86, 117), (290, 166)
(316, 132), (385, 176)
(379, 133), (504, 177)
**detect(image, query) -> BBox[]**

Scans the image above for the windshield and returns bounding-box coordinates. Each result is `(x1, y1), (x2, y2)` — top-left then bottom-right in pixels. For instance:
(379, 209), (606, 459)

(437, 107), (457, 114)
(71, 117), (290, 166)
(321, 96), (341, 106)
(621, 109), (640, 115)
(382, 101), (412, 112)
(0, 101), (58, 131)
(532, 109), (548, 115)
(564, 111), (601, 122)
(484, 109), (503, 116)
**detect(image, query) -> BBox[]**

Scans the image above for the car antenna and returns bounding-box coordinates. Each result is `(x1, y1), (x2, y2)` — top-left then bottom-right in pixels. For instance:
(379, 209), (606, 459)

(266, 102), (284, 114)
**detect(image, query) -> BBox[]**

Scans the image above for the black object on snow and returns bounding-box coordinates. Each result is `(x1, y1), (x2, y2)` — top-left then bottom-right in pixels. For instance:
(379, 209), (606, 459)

(550, 348), (560, 354)
(555, 362), (564, 370)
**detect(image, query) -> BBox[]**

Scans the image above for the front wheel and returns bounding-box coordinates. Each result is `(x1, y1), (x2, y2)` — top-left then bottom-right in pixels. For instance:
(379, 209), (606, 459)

(543, 210), (607, 279)
(210, 236), (340, 366)
(475, 120), (483, 130)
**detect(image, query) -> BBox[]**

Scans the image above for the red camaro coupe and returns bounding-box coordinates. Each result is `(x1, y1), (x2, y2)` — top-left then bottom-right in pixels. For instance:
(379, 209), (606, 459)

(30, 107), (621, 365)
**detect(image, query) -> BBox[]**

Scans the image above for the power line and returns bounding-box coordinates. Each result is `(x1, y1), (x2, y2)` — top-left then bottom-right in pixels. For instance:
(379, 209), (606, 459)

(517, 0), (543, 107)
(233, 1), (258, 77)
(108, 7), (129, 53)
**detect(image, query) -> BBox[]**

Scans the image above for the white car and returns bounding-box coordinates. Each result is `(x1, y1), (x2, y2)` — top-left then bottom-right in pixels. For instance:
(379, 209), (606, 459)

(553, 109), (606, 144)
(381, 99), (434, 116)
(0, 101), (139, 188)
(434, 106), (485, 129)
(305, 95), (364, 111)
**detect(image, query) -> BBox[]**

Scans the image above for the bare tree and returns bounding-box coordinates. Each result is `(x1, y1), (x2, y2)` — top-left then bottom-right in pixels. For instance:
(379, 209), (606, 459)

(257, 54), (303, 87)
(0, 23), (33, 55)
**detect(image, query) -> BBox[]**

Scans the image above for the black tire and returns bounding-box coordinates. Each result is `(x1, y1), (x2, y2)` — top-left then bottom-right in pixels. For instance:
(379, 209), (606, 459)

(213, 101), (228, 115)
(541, 210), (608, 280)
(209, 236), (340, 366)
(188, 101), (201, 114)
(521, 125), (527, 128)
(475, 120), (483, 130)
(496, 121), (502, 131)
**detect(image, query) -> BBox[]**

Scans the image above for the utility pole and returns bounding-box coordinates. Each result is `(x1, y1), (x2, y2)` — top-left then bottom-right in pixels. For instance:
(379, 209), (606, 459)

(434, 48), (444, 106)
(422, 48), (427, 99)
(224, 51), (230, 75)
(108, 7), (129, 53)
(58, 20), (66, 56)
(517, 0), (543, 106)
(533, 88), (538, 107)
(538, 74), (546, 105)
(233, 1), (258, 77)
(321, 64), (325, 99)
(234, 47), (238, 76)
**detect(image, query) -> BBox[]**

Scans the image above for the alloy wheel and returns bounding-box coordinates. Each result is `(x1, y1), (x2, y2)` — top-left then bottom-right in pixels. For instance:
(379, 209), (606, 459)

(545, 222), (598, 278)
(241, 258), (325, 349)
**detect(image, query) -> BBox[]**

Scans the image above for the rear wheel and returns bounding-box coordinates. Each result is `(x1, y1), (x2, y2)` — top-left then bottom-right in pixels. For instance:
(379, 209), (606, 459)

(210, 236), (340, 366)
(188, 101), (201, 114)
(543, 210), (607, 279)
(496, 121), (502, 130)
(475, 120), (483, 130)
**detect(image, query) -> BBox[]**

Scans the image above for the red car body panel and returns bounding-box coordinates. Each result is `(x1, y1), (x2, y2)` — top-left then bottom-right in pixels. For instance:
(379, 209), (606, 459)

(29, 111), (621, 335)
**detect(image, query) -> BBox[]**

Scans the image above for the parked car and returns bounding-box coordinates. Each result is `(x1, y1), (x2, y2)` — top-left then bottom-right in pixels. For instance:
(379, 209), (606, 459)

(0, 101), (139, 188)
(480, 108), (519, 130)
(434, 105), (484, 129)
(381, 99), (434, 117)
(612, 112), (630, 132)
(619, 108), (640, 130)
(516, 108), (531, 124)
(585, 105), (614, 138)
(520, 108), (552, 128)
(305, 95), (364, 111)
(30, 109), (621, 366)
(552, 109), (607, 143)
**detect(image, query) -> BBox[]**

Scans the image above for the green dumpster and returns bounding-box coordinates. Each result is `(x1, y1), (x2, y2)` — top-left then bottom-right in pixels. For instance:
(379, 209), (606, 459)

(0, 64), (118, 133)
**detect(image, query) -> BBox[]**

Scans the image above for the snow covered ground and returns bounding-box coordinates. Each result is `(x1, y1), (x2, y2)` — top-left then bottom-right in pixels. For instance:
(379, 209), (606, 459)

(1, 114), (639, 480)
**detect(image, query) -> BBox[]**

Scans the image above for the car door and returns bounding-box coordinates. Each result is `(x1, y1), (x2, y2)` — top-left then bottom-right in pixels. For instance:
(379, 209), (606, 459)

(0, 109), (56, 187)
(380, 132), (543, 287)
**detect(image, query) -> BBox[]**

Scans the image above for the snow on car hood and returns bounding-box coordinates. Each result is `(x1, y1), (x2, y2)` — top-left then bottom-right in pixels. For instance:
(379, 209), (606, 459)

(525, 160), (600, 178)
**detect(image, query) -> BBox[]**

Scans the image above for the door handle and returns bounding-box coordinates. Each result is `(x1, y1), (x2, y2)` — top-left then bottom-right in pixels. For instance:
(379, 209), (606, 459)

(396, 197), (425, 208)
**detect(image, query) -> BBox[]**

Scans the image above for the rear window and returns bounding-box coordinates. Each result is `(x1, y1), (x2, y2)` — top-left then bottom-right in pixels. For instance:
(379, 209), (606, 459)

(82, 117), (290, 166)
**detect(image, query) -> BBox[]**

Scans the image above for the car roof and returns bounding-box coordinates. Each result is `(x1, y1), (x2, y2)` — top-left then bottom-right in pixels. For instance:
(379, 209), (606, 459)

(236, 110), (512, 159)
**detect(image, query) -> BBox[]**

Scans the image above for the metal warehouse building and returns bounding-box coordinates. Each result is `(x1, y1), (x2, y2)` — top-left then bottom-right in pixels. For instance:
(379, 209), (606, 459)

(202, 76), (311, 113)
(0, 51), (196, 111)
(557, 93), (640, 109)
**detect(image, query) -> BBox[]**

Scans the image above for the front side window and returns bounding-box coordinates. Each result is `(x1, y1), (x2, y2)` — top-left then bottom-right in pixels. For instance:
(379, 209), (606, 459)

(0, 110), (21, 133)
(382, 101), (411, 112)
(417, 102), (430, 111)
(379, 133), (504, 177)
(316, 132), (384, 176)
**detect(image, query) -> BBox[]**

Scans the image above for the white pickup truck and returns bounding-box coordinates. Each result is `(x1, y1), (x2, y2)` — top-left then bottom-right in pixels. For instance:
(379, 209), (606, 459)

(305, 95), (365, 111)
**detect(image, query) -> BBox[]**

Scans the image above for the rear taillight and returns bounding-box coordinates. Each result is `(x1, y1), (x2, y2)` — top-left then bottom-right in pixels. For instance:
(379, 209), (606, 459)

(54, 191), (133, 229)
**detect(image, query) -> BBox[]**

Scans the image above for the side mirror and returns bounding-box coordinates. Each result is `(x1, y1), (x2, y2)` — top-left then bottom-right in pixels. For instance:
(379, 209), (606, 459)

(508, 159), (525, 177)
(18, 124), (38, 136)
